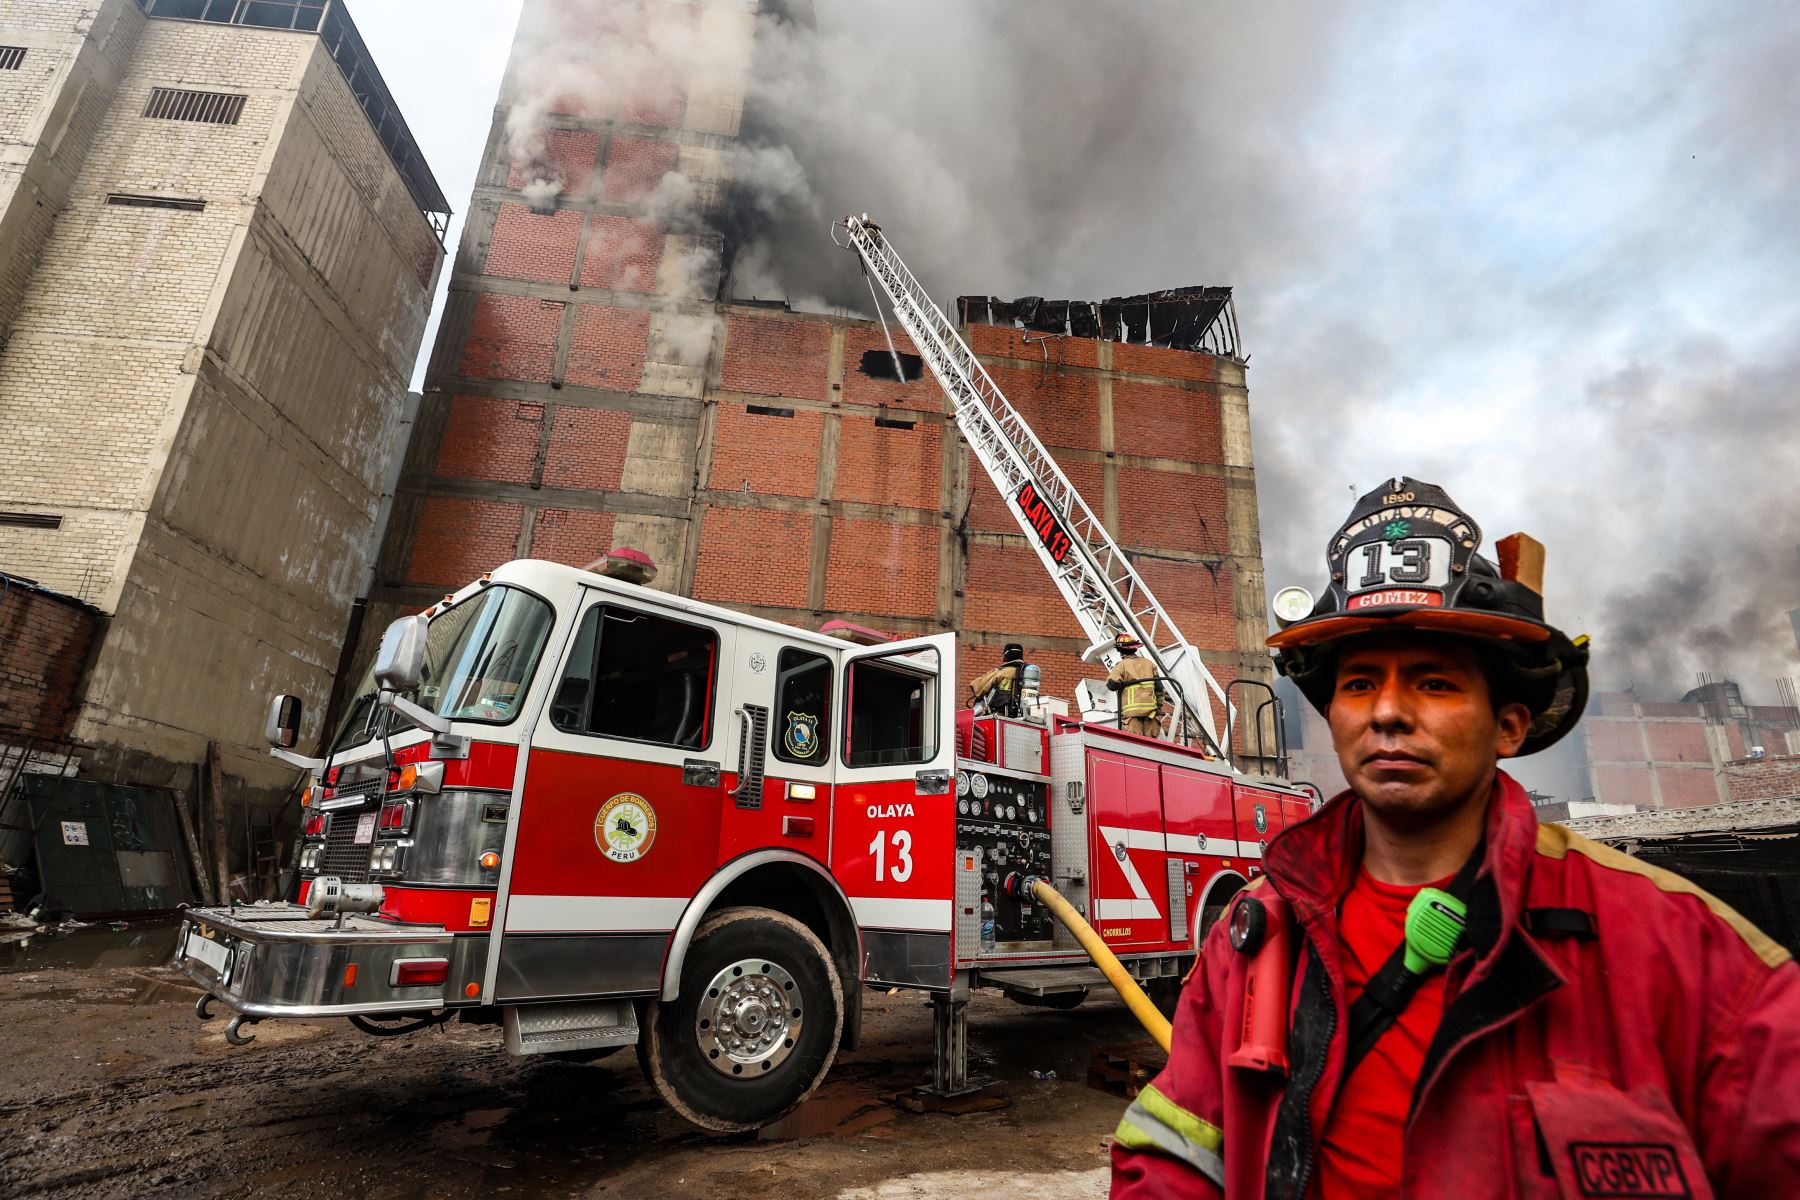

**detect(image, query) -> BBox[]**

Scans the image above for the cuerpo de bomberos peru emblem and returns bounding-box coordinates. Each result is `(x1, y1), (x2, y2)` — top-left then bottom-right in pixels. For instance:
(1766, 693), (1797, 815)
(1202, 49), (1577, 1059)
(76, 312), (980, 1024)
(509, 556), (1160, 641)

(595, 793), (657, 863)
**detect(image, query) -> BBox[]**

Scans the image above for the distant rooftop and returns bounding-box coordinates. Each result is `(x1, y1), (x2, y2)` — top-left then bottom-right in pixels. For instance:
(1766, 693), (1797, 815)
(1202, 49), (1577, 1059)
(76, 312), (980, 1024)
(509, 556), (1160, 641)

(135, 0), (450, 241)
(959, 287), (1241, 359)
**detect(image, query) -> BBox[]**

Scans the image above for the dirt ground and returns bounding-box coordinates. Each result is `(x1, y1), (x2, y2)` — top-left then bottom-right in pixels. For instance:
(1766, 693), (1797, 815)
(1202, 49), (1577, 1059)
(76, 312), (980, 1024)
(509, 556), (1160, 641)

(0, 922), (1152, 1199)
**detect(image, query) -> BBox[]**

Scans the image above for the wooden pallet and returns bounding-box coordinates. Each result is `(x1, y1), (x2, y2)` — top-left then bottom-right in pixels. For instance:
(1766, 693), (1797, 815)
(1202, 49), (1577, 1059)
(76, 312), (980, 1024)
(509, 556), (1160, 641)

(1088, 1041), (1167, 1099)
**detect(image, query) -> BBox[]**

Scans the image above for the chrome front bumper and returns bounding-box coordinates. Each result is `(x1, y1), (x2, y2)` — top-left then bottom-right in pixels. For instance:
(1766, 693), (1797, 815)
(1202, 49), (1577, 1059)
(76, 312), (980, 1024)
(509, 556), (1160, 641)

(172, 904), (484, 1018)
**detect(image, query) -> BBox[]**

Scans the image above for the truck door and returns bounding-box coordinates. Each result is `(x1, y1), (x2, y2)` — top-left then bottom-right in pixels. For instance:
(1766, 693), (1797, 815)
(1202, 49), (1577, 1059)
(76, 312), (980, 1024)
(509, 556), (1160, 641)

(830, 633), (956, 986)
(1233, 784), (1278, 878)
(497, 591), (733, 999)
(721, 629), (835, 862)
(1088, 750), (1169, 946)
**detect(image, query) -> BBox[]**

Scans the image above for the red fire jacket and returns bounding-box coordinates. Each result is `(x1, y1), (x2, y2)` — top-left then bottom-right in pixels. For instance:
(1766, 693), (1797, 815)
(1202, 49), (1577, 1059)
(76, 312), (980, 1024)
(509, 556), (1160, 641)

(1111, 771), (1800, 1199)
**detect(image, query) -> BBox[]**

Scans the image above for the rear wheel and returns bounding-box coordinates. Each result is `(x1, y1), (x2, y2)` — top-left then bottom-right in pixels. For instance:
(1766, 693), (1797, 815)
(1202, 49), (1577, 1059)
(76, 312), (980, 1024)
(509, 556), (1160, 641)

(639, 907), (843, 1132)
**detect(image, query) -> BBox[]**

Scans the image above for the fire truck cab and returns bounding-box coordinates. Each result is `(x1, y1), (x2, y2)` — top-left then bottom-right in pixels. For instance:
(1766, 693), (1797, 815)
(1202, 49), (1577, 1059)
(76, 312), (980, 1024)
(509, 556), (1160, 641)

(173, 557), (1312, 1131)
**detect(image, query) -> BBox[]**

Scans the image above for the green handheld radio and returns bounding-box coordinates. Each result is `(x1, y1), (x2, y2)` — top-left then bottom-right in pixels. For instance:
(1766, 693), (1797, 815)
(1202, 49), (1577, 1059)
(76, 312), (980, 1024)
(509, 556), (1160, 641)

(1403, 887), (1468, 975)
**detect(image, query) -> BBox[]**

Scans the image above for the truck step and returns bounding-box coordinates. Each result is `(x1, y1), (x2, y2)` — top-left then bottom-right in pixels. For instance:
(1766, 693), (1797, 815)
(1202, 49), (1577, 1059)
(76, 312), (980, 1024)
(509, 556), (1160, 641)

(976, 966), (1105, 995)
(503, 999), (639, 1056)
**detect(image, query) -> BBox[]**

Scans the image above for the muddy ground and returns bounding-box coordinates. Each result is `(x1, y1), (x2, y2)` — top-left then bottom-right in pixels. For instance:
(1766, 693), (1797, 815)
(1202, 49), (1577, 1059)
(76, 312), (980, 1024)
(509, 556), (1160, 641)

(0, 922), (1153, 1199)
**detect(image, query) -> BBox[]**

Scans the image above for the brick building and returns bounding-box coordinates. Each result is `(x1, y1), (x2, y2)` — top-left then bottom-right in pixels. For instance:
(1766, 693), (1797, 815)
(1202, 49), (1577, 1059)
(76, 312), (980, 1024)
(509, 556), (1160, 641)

(355, 0), (1273, 735)
(1579, 682), (1800, 810)
(0, 0), (446, 820)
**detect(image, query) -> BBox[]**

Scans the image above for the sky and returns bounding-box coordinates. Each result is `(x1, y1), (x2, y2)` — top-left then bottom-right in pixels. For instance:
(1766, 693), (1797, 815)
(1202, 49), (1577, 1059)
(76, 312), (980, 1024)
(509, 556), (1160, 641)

(347, 0), (1799, 712)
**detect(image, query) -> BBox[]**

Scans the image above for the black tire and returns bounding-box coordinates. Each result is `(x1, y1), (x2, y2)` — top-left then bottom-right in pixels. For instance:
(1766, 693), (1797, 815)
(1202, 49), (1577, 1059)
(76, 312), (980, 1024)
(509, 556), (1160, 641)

(1199, 903), (1228, 942)
(1005, 986), (1087, 1010)
(1144, 976), (1183, 1019)
(638, 907), (843, 1133)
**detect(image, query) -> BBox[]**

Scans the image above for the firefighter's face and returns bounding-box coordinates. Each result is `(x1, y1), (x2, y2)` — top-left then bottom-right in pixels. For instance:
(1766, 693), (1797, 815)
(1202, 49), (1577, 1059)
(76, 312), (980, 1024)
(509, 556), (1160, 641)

(1328, 635), (1530, 824)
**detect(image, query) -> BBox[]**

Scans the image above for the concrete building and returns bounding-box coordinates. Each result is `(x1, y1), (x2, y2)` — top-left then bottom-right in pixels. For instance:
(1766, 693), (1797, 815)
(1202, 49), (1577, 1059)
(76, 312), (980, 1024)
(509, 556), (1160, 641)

(358, 0), (1274, 736)
(0, 0), (447, 822)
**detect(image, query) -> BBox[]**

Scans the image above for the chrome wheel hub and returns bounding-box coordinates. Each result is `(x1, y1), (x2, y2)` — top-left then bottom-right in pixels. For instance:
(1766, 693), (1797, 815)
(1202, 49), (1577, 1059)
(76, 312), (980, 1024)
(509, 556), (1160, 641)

(696, 958), (803, 1077)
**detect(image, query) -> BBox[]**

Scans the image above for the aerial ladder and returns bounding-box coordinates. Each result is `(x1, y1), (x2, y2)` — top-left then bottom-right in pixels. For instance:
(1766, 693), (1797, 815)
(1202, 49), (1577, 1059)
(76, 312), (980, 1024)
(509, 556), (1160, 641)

(835, 214), (1238, 758)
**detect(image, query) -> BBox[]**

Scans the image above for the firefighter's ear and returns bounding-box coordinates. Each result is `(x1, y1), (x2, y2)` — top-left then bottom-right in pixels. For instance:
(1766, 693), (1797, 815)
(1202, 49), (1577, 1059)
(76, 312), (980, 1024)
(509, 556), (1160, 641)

(1494, 701), (1530, 759)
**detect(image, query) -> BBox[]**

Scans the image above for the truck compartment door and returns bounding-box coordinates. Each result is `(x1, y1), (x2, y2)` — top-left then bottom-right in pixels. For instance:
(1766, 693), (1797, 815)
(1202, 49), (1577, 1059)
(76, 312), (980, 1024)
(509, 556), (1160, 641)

(1088, 750), (1169, 946)
(831, 632), (956, 988)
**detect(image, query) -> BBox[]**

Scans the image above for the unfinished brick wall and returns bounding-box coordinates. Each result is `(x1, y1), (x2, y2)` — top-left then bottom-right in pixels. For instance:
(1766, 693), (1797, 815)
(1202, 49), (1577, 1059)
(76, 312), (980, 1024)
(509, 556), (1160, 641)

(1722, 755), (1800, 803)
(367, 0), (1264, 732)
(0, 576), (99, 744)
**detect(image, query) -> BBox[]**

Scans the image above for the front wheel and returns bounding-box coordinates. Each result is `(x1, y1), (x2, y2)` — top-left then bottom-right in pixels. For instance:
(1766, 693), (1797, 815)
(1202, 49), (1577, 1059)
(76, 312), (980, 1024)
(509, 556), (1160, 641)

(638, 907), (843, 1132)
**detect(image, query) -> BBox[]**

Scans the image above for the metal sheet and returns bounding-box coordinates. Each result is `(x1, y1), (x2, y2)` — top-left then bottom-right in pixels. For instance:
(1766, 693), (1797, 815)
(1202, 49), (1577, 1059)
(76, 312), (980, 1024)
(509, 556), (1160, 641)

(493, 933), (663, 1002)
(862, 928), (950, 990)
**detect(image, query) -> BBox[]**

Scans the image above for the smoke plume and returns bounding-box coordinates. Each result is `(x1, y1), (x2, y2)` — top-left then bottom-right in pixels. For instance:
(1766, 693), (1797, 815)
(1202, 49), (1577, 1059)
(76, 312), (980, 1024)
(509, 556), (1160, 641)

(500, 0), (1800, 703)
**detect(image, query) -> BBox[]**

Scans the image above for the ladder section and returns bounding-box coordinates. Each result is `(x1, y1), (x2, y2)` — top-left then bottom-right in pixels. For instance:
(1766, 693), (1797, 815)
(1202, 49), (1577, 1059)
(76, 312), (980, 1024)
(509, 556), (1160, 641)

(835, 215), (1231, 752)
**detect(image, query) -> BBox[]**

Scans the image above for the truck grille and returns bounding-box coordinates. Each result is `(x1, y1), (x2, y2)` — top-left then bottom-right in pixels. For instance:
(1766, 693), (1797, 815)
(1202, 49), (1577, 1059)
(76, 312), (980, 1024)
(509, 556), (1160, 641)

(321, 810), (374, 882)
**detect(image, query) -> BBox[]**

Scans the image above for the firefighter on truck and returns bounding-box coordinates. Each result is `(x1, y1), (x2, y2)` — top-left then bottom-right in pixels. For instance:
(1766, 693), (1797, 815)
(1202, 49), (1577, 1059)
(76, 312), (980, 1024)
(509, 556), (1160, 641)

(1110, 476), (1800, 1199)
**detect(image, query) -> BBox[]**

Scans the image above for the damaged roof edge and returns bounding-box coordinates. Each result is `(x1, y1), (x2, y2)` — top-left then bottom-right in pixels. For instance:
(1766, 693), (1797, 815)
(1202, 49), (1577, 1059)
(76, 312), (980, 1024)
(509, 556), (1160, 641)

(957, 286), (1242, 359)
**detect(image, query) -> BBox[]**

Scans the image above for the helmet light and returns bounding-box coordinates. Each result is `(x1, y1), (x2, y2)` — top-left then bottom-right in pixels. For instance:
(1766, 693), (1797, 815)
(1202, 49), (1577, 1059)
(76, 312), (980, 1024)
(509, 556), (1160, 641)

(1272, 586), (1315, 628)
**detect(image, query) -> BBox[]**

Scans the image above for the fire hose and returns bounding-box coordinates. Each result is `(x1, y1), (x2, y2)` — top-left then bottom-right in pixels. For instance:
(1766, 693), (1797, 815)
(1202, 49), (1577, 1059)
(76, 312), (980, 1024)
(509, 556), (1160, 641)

(1027, 879), (1173, 1052)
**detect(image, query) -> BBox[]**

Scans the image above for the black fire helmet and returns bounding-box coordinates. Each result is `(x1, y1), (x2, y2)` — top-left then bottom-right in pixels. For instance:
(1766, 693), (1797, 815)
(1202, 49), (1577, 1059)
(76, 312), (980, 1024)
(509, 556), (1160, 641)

(1267, 476), (1590, 756)
(1002, 643), (1025, 663)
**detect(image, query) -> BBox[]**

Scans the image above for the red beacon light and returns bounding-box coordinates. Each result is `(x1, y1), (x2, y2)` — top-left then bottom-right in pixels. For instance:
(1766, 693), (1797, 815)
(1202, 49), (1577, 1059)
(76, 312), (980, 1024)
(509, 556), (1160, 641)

(592, 546), (657, 586)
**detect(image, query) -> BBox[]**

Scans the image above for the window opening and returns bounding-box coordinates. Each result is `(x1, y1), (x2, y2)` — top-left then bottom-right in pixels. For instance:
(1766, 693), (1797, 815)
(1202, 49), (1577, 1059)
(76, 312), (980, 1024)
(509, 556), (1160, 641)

(143, 86), (246, 125)
(858, 349), (924, 382)
(0, 47), (26, 71)
(844, 646), (939, 767)
(773, 648), (831, 766)
(107, 193), (206, 212)
(552, 605), (717, 750)
(746, 404), (796, 418)
(0, 512), (62, 529)
(874, 415), (916, 430)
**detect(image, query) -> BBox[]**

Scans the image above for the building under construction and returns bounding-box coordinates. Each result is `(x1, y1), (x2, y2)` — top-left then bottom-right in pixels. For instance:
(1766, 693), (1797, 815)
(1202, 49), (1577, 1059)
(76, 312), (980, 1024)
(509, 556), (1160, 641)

(0, 0), (446, 884)
(358, 0), (1273, 726)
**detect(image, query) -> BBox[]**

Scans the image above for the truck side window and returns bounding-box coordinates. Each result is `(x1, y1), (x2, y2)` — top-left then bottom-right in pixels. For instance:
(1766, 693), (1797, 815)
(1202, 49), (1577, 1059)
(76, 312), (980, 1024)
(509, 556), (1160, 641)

(773, 648), (831, 766)
(844, 648), (938, 767)
(551, 605), (718, 750)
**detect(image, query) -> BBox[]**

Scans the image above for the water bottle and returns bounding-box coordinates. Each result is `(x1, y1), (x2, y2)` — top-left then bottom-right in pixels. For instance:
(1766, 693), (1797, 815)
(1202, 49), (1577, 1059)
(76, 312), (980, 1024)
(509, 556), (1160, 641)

(980, 896), (996, 952)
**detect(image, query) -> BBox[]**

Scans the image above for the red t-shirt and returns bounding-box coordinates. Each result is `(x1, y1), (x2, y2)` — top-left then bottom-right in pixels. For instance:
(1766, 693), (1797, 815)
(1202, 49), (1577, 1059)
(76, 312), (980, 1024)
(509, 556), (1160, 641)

(1315, 866), (1455, 1199)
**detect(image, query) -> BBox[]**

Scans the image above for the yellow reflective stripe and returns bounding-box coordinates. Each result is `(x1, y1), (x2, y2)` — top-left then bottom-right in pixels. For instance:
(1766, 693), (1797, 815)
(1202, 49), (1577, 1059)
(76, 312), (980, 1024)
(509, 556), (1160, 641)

(1122, 679), (1159, 717)
(1114, 1090), (1226, 1185)
(1135, 1084), (1224, 1154)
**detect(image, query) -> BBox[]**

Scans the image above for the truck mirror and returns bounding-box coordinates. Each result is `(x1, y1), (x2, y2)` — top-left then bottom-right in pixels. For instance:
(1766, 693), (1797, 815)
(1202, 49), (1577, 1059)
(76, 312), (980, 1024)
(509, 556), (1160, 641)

(265, 694), (303, 749)
(373, 614), (429, 694)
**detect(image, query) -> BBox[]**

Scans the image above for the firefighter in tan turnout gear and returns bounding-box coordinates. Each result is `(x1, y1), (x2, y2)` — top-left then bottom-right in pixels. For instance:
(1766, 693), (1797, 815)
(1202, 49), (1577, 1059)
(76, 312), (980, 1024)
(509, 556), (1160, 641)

(1107, 634), (1165, 738)
(968, 642), (1029, 718)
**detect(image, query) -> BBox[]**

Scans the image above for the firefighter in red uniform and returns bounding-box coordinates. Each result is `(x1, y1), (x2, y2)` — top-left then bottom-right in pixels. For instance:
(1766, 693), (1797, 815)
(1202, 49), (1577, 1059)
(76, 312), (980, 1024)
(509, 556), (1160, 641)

(1111, 477), (1800, 1198)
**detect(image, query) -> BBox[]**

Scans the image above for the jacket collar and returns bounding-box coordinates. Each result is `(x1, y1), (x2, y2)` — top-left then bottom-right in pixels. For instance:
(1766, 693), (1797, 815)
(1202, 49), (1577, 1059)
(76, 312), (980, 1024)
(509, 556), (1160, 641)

(1264, 769), (1542, 964)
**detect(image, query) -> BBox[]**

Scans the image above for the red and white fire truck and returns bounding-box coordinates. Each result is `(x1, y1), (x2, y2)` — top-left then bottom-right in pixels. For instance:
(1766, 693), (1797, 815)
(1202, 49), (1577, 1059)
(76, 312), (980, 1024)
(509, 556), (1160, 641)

(171, 219), (1316, 1132)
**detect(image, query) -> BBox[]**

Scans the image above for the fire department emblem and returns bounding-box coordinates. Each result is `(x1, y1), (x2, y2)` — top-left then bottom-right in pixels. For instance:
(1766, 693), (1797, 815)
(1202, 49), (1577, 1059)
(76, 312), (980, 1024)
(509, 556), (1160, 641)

(1253, 803), (1268, 834)
(595, 793), (657, 863)
(784, 711), (820, 759)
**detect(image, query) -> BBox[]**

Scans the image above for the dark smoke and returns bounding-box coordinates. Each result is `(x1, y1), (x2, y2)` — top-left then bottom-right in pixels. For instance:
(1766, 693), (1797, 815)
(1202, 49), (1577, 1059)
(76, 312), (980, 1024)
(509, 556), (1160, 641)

(723, 0), (1800, 704)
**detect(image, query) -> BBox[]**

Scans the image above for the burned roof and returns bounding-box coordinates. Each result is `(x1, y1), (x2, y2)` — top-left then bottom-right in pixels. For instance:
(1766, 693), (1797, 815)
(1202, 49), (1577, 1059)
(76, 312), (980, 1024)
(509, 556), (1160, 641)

(958, 286), (1239, 357)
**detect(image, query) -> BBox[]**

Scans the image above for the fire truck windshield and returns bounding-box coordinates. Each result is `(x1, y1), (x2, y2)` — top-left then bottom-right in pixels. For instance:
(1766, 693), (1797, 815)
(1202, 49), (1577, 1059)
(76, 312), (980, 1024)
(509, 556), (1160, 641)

(330, 585), (555, 752)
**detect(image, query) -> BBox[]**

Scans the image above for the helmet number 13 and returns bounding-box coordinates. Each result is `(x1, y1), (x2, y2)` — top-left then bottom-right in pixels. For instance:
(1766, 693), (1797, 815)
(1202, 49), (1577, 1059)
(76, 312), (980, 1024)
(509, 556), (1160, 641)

(1356, 538), (1449, 590)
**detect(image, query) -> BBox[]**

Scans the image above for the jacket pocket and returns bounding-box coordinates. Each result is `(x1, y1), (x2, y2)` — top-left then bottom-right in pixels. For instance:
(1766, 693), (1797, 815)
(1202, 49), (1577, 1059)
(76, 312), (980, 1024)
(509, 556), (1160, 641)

(1524, 1075), (1712, 1200)
(1508, 1095), (1560, 1200)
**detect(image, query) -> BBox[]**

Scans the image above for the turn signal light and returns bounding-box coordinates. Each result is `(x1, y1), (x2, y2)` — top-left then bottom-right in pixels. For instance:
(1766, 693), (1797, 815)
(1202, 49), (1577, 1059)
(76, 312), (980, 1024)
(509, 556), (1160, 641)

(392, 958), (449, 987)
(300, 786), (313, 808)
(397, 764), (418, 791)
(479, 851), (501, 870)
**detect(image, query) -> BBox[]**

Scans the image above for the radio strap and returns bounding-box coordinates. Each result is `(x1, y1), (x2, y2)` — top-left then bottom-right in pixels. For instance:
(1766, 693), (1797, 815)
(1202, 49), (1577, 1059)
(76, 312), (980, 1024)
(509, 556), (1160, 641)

(1341, 844), (1482, 1076)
